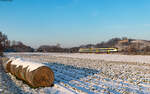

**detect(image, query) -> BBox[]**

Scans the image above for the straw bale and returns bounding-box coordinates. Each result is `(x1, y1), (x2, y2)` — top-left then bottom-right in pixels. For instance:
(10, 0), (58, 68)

(2, 57), (54, 88)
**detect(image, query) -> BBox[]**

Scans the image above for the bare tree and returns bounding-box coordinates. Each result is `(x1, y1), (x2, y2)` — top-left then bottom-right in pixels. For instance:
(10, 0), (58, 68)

(0, 31), (9, 56)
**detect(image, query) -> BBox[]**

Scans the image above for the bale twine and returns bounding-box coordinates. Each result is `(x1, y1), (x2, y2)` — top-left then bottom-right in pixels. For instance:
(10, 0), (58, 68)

(3, 57), (54, 88)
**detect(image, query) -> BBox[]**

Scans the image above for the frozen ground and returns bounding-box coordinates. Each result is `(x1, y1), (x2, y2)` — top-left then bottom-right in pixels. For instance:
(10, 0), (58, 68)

(2, 52), (150, 94)
(7, 52), (150, 64)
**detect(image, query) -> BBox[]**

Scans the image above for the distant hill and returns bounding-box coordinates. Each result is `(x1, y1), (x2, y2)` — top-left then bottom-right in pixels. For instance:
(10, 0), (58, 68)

(115, 38), (150, 52)
(80, 37), (150, 54)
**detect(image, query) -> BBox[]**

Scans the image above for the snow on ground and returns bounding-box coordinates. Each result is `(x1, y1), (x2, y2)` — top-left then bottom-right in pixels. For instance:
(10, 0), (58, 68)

(0, 61), (75, 94)
(0, 59), (26, 94)
(6, 52), (150, 64)
(2, 52), (150, 94)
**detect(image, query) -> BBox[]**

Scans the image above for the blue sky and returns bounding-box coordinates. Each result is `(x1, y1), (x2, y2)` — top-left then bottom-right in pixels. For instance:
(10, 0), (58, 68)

(0, 0), (150, 48)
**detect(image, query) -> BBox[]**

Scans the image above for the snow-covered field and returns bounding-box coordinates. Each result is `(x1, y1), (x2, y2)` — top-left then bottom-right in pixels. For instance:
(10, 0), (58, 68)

(2, 52), (150, 94)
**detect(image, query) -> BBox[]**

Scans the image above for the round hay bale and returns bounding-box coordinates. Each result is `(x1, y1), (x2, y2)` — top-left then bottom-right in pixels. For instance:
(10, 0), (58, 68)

(20, 66), (29, 81)
(29, 66), (54, 87)
(2, 59), (12, 73)
(6, 60), (12, 73)
(15, 65), (23, 80)
(10, 64), (17, 75)
(21, 66), (54, 88)
(2, 57), (15, 73)
(4, 57), (54, 88)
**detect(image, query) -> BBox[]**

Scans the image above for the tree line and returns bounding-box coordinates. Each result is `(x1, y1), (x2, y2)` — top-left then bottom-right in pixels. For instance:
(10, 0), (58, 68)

(1, 31), (150, 55)
(0, 32), (80, 54)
